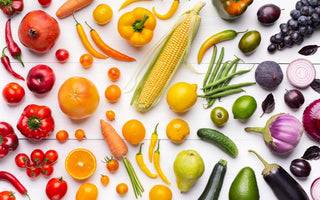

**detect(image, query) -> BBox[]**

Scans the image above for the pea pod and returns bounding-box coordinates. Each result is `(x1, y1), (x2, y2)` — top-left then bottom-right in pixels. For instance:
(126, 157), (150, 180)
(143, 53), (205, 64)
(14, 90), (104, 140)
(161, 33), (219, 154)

(198, 30), (246, 64)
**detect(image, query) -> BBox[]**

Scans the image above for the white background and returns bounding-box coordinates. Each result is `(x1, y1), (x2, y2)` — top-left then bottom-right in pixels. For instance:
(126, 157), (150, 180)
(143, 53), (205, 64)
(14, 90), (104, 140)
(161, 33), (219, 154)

(0, 0), (320, 199)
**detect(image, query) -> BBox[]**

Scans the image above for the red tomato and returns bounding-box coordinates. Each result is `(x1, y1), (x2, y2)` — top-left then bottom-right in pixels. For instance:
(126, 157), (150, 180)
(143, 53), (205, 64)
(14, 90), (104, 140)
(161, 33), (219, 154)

(2, 82), (25, 104)
(108, 67), (121, 82)
(30, 149), (45, 165)
(40, 163), (54, 177)
(55, 49), (69, 63)
(45, 150), (59, 164)
(0, 191), (15, 200)
(104, 156), (119, 173)
(46, 177), (68, 200)
(26, 164), (40, 178)
(15, 153), (30, 168)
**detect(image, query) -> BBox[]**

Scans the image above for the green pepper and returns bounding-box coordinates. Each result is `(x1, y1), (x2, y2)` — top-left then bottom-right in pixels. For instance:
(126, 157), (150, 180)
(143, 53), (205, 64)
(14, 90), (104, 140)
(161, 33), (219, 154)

(211, 0), (253, 20)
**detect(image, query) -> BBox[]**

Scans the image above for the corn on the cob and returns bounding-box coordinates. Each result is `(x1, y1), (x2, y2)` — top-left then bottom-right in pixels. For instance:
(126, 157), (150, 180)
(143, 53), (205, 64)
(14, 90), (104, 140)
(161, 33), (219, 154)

(131, 1), (206, 112)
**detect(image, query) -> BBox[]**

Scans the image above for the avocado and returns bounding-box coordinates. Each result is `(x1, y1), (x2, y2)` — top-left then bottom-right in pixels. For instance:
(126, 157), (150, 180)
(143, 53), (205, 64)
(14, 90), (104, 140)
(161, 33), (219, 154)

(229, 167), (260, 200)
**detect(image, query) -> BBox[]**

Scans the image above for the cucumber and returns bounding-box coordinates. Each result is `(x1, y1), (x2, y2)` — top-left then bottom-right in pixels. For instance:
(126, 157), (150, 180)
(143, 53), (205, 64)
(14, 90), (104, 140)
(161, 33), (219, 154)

(197, 128), (238, 157)
(198, 159), (227, 200)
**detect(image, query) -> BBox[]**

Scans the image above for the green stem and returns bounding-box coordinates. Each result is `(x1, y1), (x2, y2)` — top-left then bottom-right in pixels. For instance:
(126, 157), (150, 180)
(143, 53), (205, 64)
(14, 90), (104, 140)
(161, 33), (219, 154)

(123, 156), (143, 198)
(1, 46), (7, 58)
(0, 135), (2, 146)
(137, 143), (143, 155)
(133, 15), (149, 33)
(153, 123), (159, 136)
(27, 116), (42, 130)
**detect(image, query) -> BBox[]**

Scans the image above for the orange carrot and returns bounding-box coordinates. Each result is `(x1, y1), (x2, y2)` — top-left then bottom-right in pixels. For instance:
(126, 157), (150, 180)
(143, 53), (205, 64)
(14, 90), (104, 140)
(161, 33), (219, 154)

(56, 0), (94, 19)
(100, 119), (128, 159)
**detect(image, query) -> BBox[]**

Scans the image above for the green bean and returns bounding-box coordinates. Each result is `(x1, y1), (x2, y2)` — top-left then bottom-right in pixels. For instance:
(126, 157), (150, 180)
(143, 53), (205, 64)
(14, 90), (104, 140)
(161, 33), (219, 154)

(222, 59), (240, 87)
(203, 68), (252, 89)
(205, 98), (216, 109)
(221, 58), (240, 79)
(207, 47), (224, 85)
(215, 61), (230, 84)
(204, 88), (245, 99)
(203, 45), (217, 88)
(199, 82), (256, 97)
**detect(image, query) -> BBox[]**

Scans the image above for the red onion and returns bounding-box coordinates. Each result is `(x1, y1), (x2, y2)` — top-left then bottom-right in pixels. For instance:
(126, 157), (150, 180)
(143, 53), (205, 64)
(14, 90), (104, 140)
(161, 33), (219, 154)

(245, 113), (304, 154)
(303, 99), (320, 142)
(311, 177), (320, 200)
(286, 58), (315, 88)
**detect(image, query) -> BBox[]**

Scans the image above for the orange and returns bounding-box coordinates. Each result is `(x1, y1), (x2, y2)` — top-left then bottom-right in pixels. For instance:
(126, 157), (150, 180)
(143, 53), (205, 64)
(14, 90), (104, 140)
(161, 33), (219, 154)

(149, 185), (172, 200)
(166, 119), (190, 143)
(122, 119), (145, 144)
(58, 76), (100, 119)
(104, 85), (121, 103)
(65, 148), (96, 180)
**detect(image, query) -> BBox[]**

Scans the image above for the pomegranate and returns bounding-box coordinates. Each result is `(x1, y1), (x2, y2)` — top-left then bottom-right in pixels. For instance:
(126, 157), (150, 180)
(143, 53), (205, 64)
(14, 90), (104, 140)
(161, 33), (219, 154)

(18, 10), (60, 53)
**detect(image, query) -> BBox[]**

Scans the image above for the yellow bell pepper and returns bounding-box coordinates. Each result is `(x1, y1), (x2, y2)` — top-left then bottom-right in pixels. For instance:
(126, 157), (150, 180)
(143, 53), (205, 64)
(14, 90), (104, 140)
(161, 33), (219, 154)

(118, 7), (157, 47)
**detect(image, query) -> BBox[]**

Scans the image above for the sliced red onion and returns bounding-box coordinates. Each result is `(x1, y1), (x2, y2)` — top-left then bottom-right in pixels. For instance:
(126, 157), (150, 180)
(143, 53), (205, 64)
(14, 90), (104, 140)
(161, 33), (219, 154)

(286, 58), (316, 88)
(303, 99), (320, 142)
(311, 177), (320, 200)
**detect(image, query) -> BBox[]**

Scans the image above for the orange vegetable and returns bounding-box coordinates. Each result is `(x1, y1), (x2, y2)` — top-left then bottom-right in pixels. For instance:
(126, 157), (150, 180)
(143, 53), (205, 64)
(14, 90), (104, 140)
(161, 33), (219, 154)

(105, 85), (121, 103)
(75, 129), (86, 141)
(116, 183), (128, 195)
(56, 0), (94, 19)
(100, 175), (110, 186)
(106, 110), (115, 121)
(85, 22), (136, 62)
(56, 130), (69, 142)
(119, 0), (152, 11)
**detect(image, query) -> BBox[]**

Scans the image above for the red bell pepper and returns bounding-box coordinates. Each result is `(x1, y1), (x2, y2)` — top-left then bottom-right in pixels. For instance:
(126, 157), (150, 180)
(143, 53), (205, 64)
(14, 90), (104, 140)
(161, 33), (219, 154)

(0, 122), (18, 158)
(0, 0), (23, 16)
(17, 104), (54, 140)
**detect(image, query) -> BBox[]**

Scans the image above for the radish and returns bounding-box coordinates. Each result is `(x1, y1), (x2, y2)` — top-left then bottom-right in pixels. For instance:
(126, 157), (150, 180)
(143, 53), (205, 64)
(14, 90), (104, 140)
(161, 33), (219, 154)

(286, 58), (315, 88)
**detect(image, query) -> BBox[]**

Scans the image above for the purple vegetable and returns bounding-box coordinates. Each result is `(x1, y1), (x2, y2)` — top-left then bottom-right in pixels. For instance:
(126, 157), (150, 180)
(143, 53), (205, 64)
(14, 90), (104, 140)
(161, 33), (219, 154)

(245, 113), (304, 154)
(303, 99), (320, 142)
(311, 177), (320, 200)
(286, 58), (315, 88)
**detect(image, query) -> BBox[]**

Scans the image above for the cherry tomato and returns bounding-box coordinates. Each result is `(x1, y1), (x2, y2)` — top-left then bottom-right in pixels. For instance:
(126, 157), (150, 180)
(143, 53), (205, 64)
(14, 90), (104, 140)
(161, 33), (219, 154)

(26, 164), (40, 178)
(116, 183), (128, 195)
(108, 67), (121, 82)
(15, 153), (30, 168)
(38, 0), (51, 7)
(80, 53), (94, 69)
(40, 163), (54, 177)
(46, 177), (68, 200)
(30, 149), (45, 165)
(0, 191), (15, 200)
(56, 130), (69, 143)
(103, 156), (119, 173)
(2, 82), (25, 104)
(45, 150), (59, 164)
(210, 106), (229, 127)
(106, 110), (115, 121)
(55, 49), (69, 63)
(75, 129), (86, 141)
(100, 175), (110, 186)
(104, 85), (121, 103)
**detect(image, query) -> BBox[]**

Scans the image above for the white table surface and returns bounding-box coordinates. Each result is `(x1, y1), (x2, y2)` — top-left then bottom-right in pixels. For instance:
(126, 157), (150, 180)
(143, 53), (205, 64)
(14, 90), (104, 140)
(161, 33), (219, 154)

(0, 0), (320, 199)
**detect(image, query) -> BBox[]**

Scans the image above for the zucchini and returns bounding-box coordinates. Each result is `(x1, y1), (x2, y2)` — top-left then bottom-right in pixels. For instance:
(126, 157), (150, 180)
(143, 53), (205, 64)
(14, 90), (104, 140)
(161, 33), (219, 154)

(198, 159), (227, 200)
(197, 128), (238, 157)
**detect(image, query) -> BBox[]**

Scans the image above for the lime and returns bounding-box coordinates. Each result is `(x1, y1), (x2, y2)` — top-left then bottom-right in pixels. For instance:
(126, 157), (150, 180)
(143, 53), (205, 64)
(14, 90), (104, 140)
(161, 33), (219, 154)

(232, 95), (257, 120)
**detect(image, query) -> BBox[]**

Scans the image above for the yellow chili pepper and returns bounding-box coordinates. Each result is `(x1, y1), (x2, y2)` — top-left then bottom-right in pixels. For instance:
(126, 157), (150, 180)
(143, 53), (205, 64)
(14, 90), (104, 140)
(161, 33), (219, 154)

(119, 0), (152, 11)
(72, 14), (108, 59)
(136, 143), (158, 178)
(117, 7), (157, 47)
(154, 140), (171, 184)
(148, 123), (159, 162)
(152, 0), (180, 20)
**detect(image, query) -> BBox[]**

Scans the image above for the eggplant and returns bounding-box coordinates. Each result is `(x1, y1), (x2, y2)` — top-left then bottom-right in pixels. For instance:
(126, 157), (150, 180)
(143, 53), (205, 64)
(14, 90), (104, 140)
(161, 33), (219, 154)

(249, 150), (309, 200)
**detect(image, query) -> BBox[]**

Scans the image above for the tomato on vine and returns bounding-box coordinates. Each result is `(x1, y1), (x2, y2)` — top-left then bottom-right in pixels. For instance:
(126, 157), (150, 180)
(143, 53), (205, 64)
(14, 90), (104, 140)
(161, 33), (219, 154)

(40, 163), (54, 177)
(15, 153), (30, 168)
(45, 150), (59, 164)
(103, 156), (119, 173)
(26, 164), (40, 178)
(30, 149), (45, 165)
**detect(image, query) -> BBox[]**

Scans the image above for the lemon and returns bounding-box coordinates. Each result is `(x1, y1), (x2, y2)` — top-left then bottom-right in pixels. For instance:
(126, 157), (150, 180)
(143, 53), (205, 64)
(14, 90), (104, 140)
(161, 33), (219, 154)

(93, 4), (113, 25)
(166, 119), (190, 143)
(166, 82), (197, 113)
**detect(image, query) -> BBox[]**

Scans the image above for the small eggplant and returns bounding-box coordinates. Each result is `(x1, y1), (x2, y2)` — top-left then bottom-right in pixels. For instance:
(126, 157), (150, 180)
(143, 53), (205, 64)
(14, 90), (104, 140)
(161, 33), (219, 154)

(245, 113), (304, 154)
(249, 150), (309, 200)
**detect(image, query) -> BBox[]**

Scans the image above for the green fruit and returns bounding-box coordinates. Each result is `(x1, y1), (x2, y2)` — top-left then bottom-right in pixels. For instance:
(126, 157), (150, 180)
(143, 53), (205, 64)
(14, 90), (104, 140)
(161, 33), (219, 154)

(238, 30), (261, 55)
(173, 150), (205, 192)
(210, 106), (229, 126)
(232, 95), (257, 120)
(229, 167), (260, 200)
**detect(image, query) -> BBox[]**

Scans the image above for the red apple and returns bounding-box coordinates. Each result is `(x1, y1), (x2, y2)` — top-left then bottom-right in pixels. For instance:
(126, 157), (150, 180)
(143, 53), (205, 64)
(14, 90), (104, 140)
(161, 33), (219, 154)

(18, 10), (60, 53)
(27, 65), (55, 94)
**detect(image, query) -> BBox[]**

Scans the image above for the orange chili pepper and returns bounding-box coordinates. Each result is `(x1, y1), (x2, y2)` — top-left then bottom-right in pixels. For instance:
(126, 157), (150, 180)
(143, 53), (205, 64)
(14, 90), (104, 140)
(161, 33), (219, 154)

(85, 22), (135, 62)
(72, 14), (108, 59)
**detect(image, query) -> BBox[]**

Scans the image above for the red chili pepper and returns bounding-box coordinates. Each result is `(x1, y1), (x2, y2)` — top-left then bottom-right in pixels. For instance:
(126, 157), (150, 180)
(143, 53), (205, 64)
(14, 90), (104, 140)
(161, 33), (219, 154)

(0, 0), (24, 16)
(1, 47), (25, 81)
(0, 171), (30, 199)
(0, 122), (19, 159)
(5, 19), (24, 66)
(17, 104), (55, 140)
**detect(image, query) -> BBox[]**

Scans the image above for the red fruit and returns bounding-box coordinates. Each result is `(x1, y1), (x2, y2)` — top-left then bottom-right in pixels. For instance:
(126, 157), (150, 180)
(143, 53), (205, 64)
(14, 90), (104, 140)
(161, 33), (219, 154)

(26, 164), (40, 178)
(45, 150), (58, 164)
(30, 149), (45, 165)
(2, 82), (25, 104)
(46, 177), (68, 200)
(15, 153), (30, 168)
(18, 10), (60, 53)
(26, 65), (55, 94)
(38, 0), (52, 7)
(40, 163), (54, 177)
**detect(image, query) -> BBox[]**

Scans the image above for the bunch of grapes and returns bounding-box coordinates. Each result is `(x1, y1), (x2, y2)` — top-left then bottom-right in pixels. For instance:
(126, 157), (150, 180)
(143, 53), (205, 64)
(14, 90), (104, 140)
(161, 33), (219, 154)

(268, 0), (320, 53)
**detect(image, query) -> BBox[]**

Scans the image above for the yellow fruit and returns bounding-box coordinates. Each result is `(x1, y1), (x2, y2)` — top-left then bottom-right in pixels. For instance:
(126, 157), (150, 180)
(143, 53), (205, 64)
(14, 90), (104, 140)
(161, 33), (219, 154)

(166, 119), (190, 143)
(166, 82), (197, 113)
(93, 4), (113, 25)
(122, 119), (146, 144)
(149, 185), (172, 200)
(76, 183), (98, 200)
(65, 148), (96, 180)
